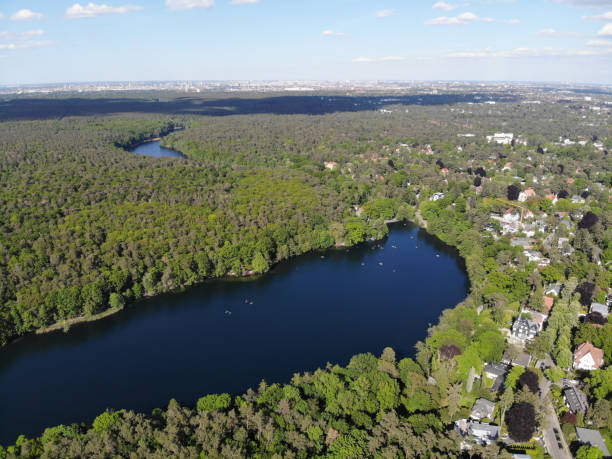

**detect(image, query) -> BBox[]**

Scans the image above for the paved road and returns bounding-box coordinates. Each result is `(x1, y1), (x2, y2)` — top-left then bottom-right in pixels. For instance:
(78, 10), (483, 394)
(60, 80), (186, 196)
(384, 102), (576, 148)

(540, 378), (571, 459)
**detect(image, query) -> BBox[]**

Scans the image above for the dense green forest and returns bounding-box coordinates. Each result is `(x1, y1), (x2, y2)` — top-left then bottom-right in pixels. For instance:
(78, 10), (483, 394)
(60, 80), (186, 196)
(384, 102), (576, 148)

(1, 91), (611, 457)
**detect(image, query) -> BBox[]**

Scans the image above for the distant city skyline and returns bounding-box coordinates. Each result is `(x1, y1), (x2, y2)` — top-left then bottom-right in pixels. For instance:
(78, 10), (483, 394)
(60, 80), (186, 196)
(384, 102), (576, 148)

(1, 0), (611, 85)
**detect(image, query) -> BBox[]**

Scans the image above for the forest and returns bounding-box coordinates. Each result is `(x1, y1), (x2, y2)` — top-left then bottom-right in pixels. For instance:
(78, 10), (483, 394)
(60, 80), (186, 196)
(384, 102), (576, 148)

(0, 90), (611, 457)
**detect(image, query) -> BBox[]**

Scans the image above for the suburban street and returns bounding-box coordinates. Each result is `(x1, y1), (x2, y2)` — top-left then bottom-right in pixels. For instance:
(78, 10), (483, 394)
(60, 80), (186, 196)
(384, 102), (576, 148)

(540, 377), (571, 459)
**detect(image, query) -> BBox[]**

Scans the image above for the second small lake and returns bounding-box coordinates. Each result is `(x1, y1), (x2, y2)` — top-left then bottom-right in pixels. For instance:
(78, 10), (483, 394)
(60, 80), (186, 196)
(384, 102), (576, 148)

(130, 140), (185, 158)
(0, 223), (468, 445)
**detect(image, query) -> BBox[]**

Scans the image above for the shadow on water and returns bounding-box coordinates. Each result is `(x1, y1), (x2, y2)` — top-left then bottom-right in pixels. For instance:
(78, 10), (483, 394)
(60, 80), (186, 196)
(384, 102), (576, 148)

(0, 93), (521, 120)
(0, 222), (468, 445)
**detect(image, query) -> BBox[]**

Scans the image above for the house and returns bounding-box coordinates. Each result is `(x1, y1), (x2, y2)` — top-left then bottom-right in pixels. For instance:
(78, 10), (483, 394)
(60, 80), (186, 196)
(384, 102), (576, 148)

(503, 350), (532, 367)
(545, 283), (562, 297)
(484, 363), (509, 380)
(545, 193), (558, 204)
(590, 302), (608, 319)
(490, 374), (506, 392)
(522, 224), (537, 238)
(455, 419), (500, 445)
(511, 314), (539, 342)
(575, 428), (610, 456)
(324, 161), (338, 170)
(470, 398), (496, 421)
(430, 192), (445, 201)
(523, 250), (544, 263)
(511, 237), (533, 249)
(522, 309), (548, 330)
(502, 162), (512, 171)
(486, 132), (514, 145)
(564, 386), (589, 414)
(543, 296), (555, 313)
(518, 188), (536, 202)
(571, 195), (586, 204)
(573, 342), (604, 371)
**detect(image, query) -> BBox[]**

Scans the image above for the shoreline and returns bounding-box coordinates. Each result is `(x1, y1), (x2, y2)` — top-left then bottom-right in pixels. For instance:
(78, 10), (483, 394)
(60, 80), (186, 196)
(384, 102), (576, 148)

(14, 217), (433, 342)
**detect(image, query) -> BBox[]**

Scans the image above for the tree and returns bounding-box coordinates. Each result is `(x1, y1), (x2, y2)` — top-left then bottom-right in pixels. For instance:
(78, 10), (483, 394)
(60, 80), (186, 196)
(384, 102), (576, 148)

(109, 293), (125, 309)
(197, 393), (232, 412)
(446, 383), (462, 420)
(92, 410), (121, 433)
(586, 368), (612, 400)
(507, 185), (520, 201)
(585, 312), (607, 326)
(586, 399), (611, 429)
(499, 386), (514, 430)
(575, 282), (596, 306)
(518, 370), (539, 394)
(578, 212), (598, 230)
(506, 402), (536, 442)
(505, 366), (525, 390)
(251, 252), (269, 274)
(576, 445), (604, 459)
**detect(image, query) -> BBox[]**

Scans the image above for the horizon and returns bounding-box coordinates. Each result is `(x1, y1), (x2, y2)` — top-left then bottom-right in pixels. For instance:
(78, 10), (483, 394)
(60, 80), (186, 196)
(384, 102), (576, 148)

(2, 78), (612, 88)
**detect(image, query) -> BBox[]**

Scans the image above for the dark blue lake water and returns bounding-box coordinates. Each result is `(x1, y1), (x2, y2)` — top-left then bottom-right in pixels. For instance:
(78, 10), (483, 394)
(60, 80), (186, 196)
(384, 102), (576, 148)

(130, 140), (185, 158)
(0, 223), (467, 445)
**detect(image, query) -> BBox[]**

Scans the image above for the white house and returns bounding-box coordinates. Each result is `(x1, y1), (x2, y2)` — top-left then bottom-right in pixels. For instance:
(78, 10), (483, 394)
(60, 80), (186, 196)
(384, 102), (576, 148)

(573, 342), (604, 371)
(511, 314), (539, 342)
(324, 161), (339, 170)
(590, 303), (608, 319)
(486, 133), (514, 145)
(455, 419), (500, 446)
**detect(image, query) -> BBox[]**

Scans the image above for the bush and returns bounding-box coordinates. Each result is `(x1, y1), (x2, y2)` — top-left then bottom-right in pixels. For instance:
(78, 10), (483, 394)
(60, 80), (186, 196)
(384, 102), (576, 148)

(561, 412), (577, 425)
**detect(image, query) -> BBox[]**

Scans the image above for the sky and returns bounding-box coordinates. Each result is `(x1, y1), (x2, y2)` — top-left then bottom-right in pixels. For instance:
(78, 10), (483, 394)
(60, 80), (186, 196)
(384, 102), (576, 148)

(0, 0), (611, 85)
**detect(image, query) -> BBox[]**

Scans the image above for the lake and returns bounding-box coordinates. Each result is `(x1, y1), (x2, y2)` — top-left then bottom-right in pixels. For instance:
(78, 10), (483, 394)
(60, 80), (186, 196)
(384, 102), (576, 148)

(0, 223), (468, 445)
(130, 140), (186, 158)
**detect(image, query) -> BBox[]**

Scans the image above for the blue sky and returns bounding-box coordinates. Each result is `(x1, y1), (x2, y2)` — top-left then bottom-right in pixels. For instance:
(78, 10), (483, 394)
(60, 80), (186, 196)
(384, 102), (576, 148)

(0, 0), (611, 85)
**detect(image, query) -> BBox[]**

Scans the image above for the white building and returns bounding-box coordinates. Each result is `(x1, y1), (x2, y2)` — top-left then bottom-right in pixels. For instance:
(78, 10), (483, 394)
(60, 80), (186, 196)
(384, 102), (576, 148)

(486, 132), (514, 145)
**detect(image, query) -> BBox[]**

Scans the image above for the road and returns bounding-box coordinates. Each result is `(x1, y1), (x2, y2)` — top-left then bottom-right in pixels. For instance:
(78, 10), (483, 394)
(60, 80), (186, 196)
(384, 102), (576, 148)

(540, 377), (571, 459)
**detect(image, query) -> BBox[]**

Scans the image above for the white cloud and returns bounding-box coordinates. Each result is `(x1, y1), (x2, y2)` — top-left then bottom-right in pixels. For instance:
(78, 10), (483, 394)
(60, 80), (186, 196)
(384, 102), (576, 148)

(322, 30), (348, 37)
(581, 11), (612, 20)
(166, 0), (215, 10)
(352, 57), (374, 63)
(446, 46), (611, 57)
(0, 13), (4, 19)
(425, 12), (494, 25)
(537, 28), (582, 36)
(0, 29), (44, 40)
(587, 38), (612, 45)
(555, 0), (612, 7)
(0, 40), (52, 50)
(352, 56), (405, 62)
(433, 1), (458, 10)
(11, 9), (43, 21)
(376, 9), (396, 18)
(597, 22), (612, 34)
(230, 0), (259, 4)
(66, 3), (143, 19)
